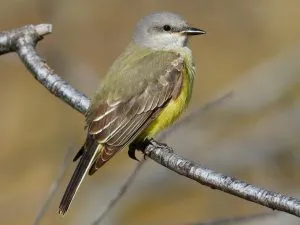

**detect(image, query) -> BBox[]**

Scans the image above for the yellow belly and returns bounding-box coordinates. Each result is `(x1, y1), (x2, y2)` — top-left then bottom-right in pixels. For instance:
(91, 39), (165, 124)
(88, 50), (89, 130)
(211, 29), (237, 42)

(138, 67), (192, 139)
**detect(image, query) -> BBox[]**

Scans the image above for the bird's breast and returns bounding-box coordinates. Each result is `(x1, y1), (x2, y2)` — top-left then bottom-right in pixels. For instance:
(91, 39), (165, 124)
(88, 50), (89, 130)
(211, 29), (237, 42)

(139, 60), (194, 139)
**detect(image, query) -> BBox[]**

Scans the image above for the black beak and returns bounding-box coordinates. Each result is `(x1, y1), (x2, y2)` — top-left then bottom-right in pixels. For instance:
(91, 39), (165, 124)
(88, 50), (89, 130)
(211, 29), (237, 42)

(182, 27), (206, 36)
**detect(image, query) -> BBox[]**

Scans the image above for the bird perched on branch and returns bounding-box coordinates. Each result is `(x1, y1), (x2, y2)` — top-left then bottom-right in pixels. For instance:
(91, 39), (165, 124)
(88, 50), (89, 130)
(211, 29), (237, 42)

(59, 11), (205, 215)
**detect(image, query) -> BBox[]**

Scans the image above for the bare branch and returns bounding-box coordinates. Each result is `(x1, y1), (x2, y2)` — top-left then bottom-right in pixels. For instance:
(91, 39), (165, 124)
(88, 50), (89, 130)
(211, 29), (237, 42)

(17, 43), (89, 114)
(32, 145), (74, 225)
(0, 24), (51, 55)
(1, 24), (300, 218)
(144, 139), (300, 217)
(0, 24), (89, 114)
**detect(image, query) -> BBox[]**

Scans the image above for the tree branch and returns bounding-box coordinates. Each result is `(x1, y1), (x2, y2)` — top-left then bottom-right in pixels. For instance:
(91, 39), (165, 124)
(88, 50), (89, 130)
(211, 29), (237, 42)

(0, 24), (89, 114)
(0, 24), (50, 55)
(17, 42), (89, 114)
(144, 140), (300, 216)
(1, 24), (300, 218)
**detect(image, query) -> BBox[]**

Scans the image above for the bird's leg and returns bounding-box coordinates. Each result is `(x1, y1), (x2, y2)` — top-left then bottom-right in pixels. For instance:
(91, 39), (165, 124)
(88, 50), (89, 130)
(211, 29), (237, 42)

(128, 138), (174, 161)
(128, 139), (153, 161)
(139, 139), (153, 160)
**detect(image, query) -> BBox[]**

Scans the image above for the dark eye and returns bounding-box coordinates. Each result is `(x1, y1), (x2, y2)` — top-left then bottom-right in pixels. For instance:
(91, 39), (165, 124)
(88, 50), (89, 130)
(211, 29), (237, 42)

(163, 25), (171, 31)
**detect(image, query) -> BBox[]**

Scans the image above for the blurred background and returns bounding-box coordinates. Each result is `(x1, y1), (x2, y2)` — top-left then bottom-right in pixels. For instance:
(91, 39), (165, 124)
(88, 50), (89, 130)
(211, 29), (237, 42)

(1, 0), (300, 224)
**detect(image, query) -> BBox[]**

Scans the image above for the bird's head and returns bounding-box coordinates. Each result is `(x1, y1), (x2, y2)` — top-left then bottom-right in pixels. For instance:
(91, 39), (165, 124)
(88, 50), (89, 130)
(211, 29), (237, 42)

(133, 12), (205, 50)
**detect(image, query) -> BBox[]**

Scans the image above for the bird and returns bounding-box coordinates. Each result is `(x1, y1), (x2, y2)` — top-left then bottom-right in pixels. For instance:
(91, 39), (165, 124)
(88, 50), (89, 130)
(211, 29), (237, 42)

(58, 11), (205, 215)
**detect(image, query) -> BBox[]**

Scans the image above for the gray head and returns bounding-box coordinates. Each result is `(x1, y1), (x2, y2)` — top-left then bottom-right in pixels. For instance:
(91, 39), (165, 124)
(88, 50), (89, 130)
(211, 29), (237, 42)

(133, 12), (205, 50)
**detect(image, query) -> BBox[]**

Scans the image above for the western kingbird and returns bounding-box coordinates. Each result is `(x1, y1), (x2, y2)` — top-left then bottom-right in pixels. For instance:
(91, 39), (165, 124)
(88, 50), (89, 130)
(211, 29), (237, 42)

(59, 11), (205, 215)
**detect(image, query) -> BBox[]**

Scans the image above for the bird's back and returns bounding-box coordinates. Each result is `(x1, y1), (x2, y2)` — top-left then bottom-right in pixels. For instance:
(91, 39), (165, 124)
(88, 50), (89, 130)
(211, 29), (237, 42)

(88, 43), (181, 115)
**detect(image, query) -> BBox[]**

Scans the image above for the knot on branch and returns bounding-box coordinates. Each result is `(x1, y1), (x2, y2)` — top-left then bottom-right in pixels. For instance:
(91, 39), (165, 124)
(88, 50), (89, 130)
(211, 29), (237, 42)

(0, 24), (52, 54)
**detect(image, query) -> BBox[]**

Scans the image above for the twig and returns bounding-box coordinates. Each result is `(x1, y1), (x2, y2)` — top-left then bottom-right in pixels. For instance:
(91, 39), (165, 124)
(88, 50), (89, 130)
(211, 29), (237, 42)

(1, 24), (300, 218)
(32, 146), (74, 225)
(17, 43), (89, 114)
(187, 211), (277, 225)
(91, 160), (146, 225)
(0, 24), (51, 55)
(0, 24), (89, 114)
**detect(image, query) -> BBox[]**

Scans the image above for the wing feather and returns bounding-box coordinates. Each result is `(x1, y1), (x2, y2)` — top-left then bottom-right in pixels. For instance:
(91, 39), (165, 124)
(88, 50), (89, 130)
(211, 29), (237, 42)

(85, 54), (185, 173)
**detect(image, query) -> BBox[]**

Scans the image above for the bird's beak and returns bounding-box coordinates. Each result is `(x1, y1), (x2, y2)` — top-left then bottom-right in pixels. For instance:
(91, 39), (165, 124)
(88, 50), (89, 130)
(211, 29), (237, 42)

(181, 27), (206, 36)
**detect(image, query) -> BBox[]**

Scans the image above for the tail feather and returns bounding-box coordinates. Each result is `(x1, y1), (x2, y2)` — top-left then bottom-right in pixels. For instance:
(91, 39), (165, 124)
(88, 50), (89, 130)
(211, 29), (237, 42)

(88, 146), (119, 175)
(58, 141), (101, 215)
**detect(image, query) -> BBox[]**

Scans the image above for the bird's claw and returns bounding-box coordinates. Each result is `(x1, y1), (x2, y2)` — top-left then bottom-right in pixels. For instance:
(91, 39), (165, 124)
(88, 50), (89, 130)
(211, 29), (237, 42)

(128, 139), (172, 161)
(128, 147), (140, 161)
(147, 139), (174, 153)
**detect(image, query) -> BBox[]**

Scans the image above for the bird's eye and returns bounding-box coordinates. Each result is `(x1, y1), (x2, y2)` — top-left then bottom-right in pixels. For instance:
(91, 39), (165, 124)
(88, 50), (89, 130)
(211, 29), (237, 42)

(163, 25), (171, 32)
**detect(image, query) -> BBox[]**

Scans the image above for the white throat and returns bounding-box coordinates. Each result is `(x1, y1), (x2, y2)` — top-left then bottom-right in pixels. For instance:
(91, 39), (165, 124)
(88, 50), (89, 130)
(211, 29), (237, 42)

(134, 33), (188, 51)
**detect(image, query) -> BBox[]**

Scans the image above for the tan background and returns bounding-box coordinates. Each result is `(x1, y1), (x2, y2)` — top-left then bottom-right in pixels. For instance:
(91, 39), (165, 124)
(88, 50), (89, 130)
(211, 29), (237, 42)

(0, 0), (300, 224)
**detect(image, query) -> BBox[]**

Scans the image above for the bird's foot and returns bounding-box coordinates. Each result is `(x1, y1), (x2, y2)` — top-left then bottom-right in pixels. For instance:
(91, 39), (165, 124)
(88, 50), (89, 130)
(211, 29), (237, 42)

(128, 139), (154, 161)
(146, 139), (173, 153)
(128, 139), (173, 161)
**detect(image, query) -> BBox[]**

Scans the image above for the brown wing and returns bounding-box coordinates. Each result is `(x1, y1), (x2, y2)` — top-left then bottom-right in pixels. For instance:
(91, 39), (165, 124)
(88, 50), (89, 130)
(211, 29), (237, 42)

(86, 56), (184, 174)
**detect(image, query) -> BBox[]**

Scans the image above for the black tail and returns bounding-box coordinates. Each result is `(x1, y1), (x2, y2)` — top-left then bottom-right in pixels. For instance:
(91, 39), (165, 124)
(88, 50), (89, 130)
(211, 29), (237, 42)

(58, 141), (100, 215)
